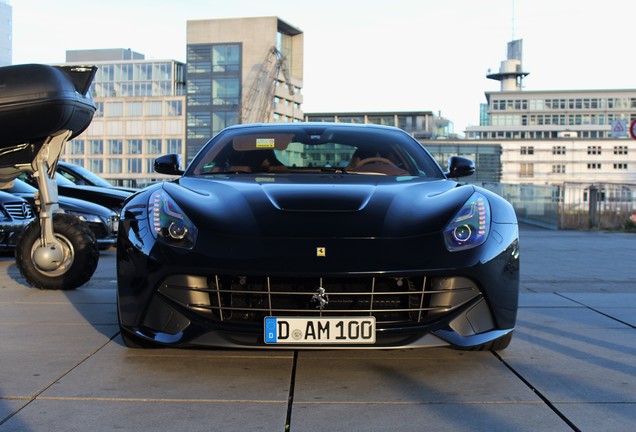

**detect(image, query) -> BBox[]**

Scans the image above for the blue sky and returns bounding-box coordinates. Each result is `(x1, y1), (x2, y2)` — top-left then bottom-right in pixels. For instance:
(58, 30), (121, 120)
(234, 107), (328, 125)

(11, 0), (636, 134)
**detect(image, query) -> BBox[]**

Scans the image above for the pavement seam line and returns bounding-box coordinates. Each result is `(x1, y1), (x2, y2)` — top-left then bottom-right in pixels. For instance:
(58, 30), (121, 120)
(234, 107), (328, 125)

(491, 351), (582, 432)
(555, 293), (636, 329)
(284, 350), (298, 432)
(36, 397), (287, 403)
(286, 401), (548, 405)
(0, 333), (116, 427)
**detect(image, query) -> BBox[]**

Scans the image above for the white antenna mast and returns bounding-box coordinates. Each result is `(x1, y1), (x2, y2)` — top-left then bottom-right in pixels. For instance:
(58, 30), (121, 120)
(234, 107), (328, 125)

(512, 0), (516, 40)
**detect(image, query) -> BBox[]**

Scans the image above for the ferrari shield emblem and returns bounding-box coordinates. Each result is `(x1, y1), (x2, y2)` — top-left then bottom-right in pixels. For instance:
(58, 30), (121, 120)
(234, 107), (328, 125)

(316, 247), (326, 257)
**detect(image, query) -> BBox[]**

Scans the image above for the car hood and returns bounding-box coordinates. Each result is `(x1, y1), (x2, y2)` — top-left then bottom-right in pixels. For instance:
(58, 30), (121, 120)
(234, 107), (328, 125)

(165, 175), (474, 238)
(12, 192), (116, 217)
(59, 184), (132, 199)
(57, 195), (117, 216)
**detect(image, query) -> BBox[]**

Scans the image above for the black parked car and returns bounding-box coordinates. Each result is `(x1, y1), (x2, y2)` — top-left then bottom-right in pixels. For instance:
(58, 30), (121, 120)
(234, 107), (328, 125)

(6, 179), (118, 249)
(56, 161), (138, 193)
(117, 123), (519, 350)
(18, 171), (132, 213)
(0, 190), (34, 251)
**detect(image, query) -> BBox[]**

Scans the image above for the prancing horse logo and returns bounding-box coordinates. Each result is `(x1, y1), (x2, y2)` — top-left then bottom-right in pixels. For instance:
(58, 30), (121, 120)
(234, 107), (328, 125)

(311, 287), (329, 310)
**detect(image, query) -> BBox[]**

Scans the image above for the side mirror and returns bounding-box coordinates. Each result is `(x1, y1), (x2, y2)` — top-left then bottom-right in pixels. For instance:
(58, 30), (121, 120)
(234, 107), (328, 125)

(445, 156), (475, 178)
(154, 154), (184, 176)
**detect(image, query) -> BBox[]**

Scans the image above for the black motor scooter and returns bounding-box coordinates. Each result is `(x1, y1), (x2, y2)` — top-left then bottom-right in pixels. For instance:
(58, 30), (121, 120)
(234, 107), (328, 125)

(0, 63), (99, 290)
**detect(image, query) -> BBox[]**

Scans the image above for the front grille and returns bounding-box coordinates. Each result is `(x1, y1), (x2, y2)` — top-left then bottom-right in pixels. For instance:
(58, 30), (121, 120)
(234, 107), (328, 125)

(3, 201), (34, 220)
(159, 275), (481, 327)
(87, 222), (107, 239)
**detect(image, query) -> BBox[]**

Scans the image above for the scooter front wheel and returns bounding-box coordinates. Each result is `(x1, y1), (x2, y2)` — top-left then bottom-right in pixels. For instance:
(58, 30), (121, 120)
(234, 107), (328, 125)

(15, 213), (99, 290)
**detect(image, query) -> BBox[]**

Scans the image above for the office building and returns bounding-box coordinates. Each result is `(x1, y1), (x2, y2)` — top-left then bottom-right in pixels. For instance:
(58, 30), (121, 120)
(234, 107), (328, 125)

(60, 17), (305, 181)
(0, 0), (11, 66)
(466, 88), (636, 142)
(60, 49), (186, 187)
(186, 17), (304, 160)
(462, 40), (636, 186)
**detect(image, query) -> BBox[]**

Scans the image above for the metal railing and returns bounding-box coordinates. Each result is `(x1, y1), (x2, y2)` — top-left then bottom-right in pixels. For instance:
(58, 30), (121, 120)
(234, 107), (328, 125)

(478, 182), (636, 230)
(559, 182), (636, 230)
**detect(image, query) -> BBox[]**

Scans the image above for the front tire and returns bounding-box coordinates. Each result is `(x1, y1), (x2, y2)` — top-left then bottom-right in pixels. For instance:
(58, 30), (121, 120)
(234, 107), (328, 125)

(469, 331), (513, 351)
(15, 213), (99, 290)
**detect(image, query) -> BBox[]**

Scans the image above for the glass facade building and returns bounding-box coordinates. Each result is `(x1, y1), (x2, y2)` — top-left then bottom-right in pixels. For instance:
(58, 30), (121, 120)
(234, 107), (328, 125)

(186, 43), (242, 158)
(186, 17), (304, 161)
(60, 49), (186, 187)
(93, 61), (184, 98)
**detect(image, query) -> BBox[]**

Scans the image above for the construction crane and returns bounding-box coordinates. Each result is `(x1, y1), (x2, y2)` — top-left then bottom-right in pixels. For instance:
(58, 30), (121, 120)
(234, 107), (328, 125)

(241, 46), (294, 124)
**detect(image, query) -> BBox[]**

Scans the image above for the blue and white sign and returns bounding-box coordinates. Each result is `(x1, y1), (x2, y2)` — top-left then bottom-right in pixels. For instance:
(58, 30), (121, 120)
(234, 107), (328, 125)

(611, 120), (627, 138)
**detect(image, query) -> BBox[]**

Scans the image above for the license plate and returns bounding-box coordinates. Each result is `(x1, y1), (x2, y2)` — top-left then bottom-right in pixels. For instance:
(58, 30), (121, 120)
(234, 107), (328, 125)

(264, 317), (376, 344)
(110, 217), (119, 234)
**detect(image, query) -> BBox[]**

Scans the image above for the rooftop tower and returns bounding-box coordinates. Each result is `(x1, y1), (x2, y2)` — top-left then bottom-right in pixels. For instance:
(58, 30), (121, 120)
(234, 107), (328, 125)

(486, 39), (529, 91)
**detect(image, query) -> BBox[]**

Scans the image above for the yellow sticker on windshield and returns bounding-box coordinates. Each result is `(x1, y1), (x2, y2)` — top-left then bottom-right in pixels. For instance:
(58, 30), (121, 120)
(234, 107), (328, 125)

(256, 138), (275, 148)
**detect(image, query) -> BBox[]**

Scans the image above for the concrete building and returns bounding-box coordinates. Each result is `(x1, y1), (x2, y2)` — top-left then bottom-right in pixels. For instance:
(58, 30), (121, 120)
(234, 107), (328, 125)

(466, 88), (636, 142)
(421, 136), (635, 185)
(60, 49), (186, 187)
(462, 39), (636, 186)
(186, 16), (304, 161)
(0, 0), (11, 66)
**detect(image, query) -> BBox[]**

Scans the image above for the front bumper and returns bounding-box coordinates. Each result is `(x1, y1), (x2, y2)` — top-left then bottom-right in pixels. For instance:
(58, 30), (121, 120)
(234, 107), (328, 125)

(0, 220), (31, 250)
(121, 293), (514, 350)
(117, 221), (519, 349)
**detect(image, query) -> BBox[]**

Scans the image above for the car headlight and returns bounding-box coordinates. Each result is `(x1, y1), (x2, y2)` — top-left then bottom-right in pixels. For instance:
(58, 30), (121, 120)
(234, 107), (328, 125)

(443, 192), (490, 251)
(148, 189), (198, 249)
(65, 211), (103, 224)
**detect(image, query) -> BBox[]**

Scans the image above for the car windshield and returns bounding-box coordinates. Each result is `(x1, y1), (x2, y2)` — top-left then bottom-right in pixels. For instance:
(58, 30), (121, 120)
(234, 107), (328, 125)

(54, 172), (77, 186)
(187, 125), (444, 178)
(59, 164), (113, 187)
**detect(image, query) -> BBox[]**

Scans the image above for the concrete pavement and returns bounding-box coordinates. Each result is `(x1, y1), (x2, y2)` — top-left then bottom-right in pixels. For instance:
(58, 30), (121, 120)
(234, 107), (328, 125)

(0, 227), (634, 431)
